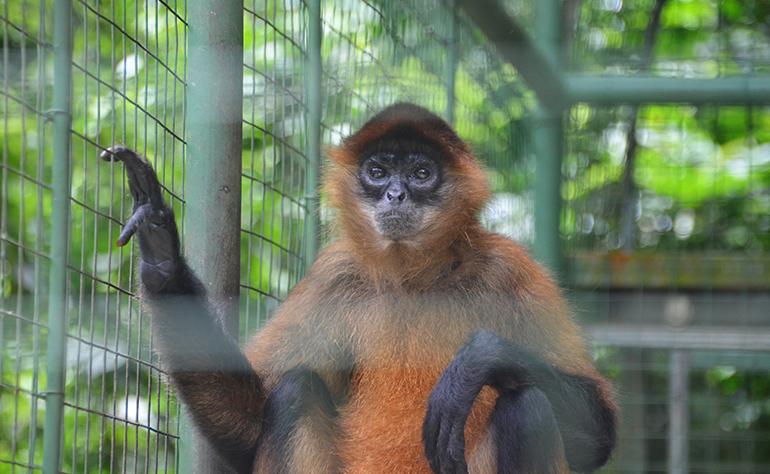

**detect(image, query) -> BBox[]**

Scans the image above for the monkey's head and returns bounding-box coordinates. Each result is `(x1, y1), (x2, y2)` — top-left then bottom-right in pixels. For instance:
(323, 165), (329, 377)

(325, 103), (490, 259)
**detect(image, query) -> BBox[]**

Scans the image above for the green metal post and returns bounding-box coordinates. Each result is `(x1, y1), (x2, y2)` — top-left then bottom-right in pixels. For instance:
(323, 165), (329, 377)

(185, 0), (243, 349)
(42, 0), (73, 472)
(445, 0), (457, 125)
(532, 0), (565, 278)
(533, 108), (564, 276)
(183, 0), (243, 472)
(305, 0), (322, 269)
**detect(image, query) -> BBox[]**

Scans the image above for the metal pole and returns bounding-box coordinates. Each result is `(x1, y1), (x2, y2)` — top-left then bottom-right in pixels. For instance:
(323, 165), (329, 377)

(533, 108), (564, 276)
(567, 75), (770, 105)
(304, 0), (322, 269)
(445, 0), (457, 125)
(185, 0), (243, 345)
(183, 0), (243, 471)
(668, 350), (691, 474)
(532, 0), (565, 278)
(42, 0), (73, 471)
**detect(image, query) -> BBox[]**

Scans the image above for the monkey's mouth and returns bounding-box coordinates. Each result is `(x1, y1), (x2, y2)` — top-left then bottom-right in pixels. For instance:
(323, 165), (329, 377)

(381, 210), (407, 219)
(376, 211), (419, 241)
(379, 210), (412, 225)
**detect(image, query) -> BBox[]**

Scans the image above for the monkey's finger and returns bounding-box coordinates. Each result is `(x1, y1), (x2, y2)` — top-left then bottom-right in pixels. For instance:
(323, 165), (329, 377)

(423, 415), (440, 472)
(101, 146), (164, 207)
(116, 204), (151, 246)
(446, 422), (468, 474)
(424, 408), (467, 474)
(435, 419), (467, 474)
(100, 147), (121, 162)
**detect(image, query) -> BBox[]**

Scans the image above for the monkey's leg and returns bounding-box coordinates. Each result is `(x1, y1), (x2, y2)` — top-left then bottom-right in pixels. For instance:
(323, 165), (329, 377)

(255, 368), (341, 474)
(492, 387), (568, 474)
(102, 147), (263, 474)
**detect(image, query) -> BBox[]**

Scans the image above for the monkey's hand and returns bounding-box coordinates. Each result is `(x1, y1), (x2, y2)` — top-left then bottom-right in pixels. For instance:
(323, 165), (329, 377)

(101, 146), (184, 294)
(423, 330), (541, 474)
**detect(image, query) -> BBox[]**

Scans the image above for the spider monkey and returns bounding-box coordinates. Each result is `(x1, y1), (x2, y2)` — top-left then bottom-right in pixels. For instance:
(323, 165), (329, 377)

(101, 103), (617, 474)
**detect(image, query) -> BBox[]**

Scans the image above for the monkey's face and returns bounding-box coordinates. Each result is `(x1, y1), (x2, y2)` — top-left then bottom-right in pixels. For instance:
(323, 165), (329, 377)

(358, 149), (443, 242)
(328, 105), (490, 252)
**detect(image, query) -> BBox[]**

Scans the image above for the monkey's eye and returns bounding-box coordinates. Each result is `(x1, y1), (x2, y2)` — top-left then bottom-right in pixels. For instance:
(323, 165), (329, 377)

(412, 168), (431, 180)
(369, 167), (386, 180)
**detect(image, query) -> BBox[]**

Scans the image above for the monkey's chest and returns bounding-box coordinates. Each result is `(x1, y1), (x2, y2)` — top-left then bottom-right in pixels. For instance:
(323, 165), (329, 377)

(337, 361), (497, 474)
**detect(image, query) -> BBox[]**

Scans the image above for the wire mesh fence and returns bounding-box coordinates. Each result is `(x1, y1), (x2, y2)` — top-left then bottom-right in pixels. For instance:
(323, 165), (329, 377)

(2, 0), (187, 471)
(2, 0), (770, 473)
(2, 0), (528, 472)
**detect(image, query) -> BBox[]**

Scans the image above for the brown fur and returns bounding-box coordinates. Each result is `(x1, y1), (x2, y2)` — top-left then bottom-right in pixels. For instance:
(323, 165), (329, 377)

(239, 104), (616, 473)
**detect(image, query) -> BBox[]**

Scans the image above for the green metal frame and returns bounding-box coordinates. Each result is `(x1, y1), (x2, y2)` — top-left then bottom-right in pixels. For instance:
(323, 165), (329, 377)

(461, 1), (770, 109)
(458, 0), (566, 113)
(532, 0), (565, 278)
(42, 0), (73, 472)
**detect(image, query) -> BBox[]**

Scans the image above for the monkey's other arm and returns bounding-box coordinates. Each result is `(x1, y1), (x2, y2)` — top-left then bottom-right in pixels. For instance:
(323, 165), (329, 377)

(102, 147), (263, 473)
(423, 330), (617, 474)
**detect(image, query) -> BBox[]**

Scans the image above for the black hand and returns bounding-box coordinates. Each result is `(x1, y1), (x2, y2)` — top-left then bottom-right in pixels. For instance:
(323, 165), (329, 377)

(101, 146), (183, 293)
(423, 332), (500, 474)
(423, 360), (475, 474)
(423, 331), (542, 474)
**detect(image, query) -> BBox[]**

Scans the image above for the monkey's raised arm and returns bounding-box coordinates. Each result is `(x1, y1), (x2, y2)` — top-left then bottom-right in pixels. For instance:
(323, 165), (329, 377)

(423, 330), (617, 474)
(102, 147), (265, 472)
(103, 146), (348, 474)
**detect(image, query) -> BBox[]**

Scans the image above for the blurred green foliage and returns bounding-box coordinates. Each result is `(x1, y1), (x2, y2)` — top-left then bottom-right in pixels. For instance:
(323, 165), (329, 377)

(565, 0), (770, 252)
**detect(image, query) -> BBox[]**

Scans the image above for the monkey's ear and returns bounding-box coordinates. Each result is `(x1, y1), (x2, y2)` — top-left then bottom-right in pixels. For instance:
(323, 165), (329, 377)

(325, 142), (359, 168)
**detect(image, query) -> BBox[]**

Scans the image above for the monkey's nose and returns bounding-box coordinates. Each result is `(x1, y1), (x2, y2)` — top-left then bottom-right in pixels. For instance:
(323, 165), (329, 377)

(386, 191), (406, 202)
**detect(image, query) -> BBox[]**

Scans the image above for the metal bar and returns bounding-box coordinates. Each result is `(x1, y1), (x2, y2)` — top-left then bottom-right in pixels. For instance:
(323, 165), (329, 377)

(533, 109), (564, 277)
(185, 0), (243, 337)
(457, 0), (567, 113)
(586, 325), (770, 352)
(531, 0), (565, 278)
(668, 350), (690, 474)
(183, 0), (244, 471)
(42, 0), (73, 471)
(445, 0), (457, 125)
(566, 75), (770, 105)
(304, 0), (322, 269)
(533, 0), (560, 64)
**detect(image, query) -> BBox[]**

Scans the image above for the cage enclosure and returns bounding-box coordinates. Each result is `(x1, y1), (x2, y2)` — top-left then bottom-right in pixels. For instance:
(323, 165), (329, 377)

(1, 0), (769, 473)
